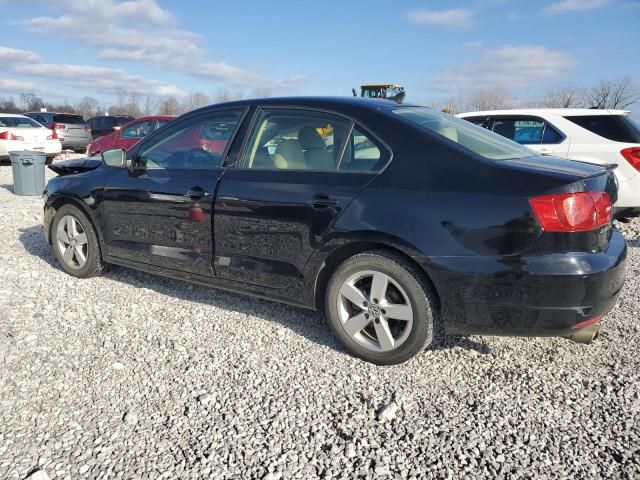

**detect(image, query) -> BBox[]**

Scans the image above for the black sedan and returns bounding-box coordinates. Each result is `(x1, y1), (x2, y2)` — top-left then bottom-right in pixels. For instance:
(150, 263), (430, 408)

(43, 97), (627, 365)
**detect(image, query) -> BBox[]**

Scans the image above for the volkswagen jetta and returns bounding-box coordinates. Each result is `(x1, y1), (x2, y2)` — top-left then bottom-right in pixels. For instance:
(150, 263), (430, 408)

(43, 97), (627, 364)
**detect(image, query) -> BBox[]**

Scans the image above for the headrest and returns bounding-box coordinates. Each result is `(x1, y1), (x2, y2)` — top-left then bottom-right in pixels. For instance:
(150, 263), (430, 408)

(298, 126), (326, 150)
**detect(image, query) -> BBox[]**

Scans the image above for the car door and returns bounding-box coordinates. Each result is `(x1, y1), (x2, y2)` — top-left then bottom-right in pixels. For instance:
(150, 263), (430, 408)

(99, 108), (247, 276)
(213, 107), (389, 289)
(491, 116), (569, 158)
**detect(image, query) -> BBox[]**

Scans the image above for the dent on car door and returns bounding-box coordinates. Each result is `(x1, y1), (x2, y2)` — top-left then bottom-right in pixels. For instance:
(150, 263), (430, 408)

(213, 108), (388, 289)
(99, 109), (246, 275)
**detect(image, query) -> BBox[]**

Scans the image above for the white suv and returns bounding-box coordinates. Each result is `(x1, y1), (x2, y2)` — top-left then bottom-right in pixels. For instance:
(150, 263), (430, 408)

(457, 109), (640, 218)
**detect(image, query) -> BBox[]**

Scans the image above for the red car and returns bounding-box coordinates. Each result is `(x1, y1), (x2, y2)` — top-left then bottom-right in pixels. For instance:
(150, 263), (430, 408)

(87, 116), (175, 156)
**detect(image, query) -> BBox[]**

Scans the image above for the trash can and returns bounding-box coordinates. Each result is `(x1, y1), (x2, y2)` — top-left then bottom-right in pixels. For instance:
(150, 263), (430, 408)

(9, 150), (46, 196)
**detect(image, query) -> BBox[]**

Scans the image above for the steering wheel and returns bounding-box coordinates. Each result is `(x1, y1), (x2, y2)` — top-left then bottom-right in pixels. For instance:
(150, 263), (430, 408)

(185, 147), (213, 169)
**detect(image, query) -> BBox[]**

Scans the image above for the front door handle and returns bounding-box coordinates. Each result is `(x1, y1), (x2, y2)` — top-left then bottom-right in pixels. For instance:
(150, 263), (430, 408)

(308, 193), (338, 209)
(185, 187), (210, 199)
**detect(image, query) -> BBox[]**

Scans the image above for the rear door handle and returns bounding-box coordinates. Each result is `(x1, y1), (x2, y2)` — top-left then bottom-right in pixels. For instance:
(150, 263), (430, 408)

(539, 148), (554, 156)
(308, 193), (338, 208)
(185, 187), (210, 199)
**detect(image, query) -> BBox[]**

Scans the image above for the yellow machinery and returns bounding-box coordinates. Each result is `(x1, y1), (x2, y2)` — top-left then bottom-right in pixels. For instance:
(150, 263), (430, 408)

(352, 84), (406, 103)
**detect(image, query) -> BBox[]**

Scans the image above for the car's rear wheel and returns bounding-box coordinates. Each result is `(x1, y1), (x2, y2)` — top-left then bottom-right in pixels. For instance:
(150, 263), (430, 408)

(325, 250), (437, 365)
(52, 204), (104, 278)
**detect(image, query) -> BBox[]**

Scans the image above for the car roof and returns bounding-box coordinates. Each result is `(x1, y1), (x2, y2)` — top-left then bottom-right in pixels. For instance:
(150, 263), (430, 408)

(458, 108), (631, 117)
(195, 96), (417, 112)
(0, 113), (30, 117)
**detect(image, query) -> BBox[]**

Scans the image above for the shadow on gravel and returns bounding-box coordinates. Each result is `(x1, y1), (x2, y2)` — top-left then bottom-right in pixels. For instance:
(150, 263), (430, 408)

(0, 183), (15, 193)
(18, 224), (489, 356)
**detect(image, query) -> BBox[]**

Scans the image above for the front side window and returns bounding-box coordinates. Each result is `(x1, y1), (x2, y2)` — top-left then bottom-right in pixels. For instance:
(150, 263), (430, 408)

(393, 107), (535, 161)
(121, 120), (154, 139)
(136, 110), (243, 170)
(564, 114), (640, 143)
(240, 109), (350, 171)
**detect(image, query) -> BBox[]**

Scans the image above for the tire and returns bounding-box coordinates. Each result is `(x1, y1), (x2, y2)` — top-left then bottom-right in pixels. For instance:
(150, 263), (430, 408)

(325, 250), (437, 365)
(51, 204), (105, 278)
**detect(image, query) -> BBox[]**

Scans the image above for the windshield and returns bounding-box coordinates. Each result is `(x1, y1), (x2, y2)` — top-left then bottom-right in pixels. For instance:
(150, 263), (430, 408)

(0, 116), (42, 128)
(392, 107), (536, 160)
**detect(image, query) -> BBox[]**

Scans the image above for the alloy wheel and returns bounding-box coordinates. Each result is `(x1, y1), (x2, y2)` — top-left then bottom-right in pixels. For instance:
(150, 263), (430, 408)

(337, 270), (414, 352)
(56, 215), (89, 270)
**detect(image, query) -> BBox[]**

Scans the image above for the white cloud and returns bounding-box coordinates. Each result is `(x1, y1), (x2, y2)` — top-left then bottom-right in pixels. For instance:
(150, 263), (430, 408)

(12, 62), (187, 97)
(0, 46), (40, 64)
(0, 78), (38, 92)
(543, 0), (609, 15)
(431, 45), (576, 93)
(22, 0), (306, 90)
(406, 9), (474, 27)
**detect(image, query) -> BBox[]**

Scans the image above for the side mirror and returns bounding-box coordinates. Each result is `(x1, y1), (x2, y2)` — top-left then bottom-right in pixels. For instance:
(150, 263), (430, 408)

(101, 148), (126, 167)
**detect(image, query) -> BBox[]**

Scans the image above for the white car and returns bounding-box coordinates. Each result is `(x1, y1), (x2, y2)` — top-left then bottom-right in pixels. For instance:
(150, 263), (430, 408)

(457, 108), (640, 217)
(0, 114), (62, 164)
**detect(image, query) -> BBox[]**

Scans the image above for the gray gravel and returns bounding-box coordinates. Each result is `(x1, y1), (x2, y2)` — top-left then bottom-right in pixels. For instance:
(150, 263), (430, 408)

(0, 165), (639, 480)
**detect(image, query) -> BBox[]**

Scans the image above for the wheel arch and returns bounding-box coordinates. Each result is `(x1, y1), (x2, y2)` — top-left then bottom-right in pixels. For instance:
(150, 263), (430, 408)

(46, 194), (104, 258)
(312, 237), (442, 314)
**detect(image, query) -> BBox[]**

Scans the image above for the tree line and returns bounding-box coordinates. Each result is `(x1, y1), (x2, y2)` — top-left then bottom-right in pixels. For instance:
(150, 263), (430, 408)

(436, 76), (639, 114)
(0, 88), (269, 119)
(0, 76), (637, 119)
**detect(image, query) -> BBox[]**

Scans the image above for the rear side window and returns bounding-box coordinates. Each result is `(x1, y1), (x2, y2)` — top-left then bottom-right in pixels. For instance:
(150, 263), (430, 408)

(53, 114), (85, 124)
(0, 116), (41, 128)
(394, 107), (535, 161)
(564, 115), (640, 143)
(240, 109), (351, 171)
(491, 117), (564, 145)
(339, 127), (388, 172)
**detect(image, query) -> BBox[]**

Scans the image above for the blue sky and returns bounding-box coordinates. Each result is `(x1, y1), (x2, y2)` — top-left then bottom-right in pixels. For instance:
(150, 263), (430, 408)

(0, 0), (639, 106)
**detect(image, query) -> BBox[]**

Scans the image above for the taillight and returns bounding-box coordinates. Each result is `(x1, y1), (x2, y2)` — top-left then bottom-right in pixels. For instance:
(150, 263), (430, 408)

(52, 123), (66, 130)
(0, 131), (24, 141)
(530, 191), (612, 232)
(621, 147), (640, 172)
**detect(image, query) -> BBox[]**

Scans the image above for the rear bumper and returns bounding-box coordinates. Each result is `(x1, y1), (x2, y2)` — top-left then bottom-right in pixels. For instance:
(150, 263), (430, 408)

(425, 230), (627, 337)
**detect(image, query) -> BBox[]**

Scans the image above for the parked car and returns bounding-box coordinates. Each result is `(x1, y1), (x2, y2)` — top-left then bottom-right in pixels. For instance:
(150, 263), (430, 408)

(0, 114), (61, 164)
(43, 97), (626, 364)
(24, 111), (91, 153)
(457, 108), (640, 218)
(87, 116), (175, 156)
(87, 115), (135, 140)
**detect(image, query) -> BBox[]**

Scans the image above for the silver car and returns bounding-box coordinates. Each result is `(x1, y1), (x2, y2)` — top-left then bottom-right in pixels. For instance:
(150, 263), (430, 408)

(24, 112), (91, 152)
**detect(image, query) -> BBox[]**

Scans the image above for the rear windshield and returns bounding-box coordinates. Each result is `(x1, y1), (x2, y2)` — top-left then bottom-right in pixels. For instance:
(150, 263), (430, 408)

(392, 107), (535, 160)
(564, 114), (640, 143)
(113, 116), (134, 126)
(53, 114), (85, 124)
(0, 116), (42, 128)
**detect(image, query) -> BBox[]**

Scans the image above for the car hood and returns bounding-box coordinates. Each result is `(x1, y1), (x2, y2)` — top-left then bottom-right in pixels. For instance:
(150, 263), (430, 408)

(48, 157), (103, 176)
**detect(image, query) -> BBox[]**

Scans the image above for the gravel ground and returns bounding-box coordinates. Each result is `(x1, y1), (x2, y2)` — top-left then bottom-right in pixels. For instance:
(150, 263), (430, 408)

(0, 165), (639, 480)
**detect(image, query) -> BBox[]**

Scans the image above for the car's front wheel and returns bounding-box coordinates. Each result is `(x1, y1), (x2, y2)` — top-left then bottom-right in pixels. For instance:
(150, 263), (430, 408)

(51, 204), (105, 278)
(325, 250), (437, 365)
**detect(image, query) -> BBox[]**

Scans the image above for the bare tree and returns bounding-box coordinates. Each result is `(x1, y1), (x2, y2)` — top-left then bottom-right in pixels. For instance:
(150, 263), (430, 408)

(19, 92), (45, 111)
(586, 76), (639, 109)
(158, 96), (184, 115)
(468, 88), (511, 111)
(0, 97), (21, 113)
(184, 91), (211, 112)
(542, 84), (582, 108)
(142, 96), (156, 116)
(76, 96), (100, 119)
